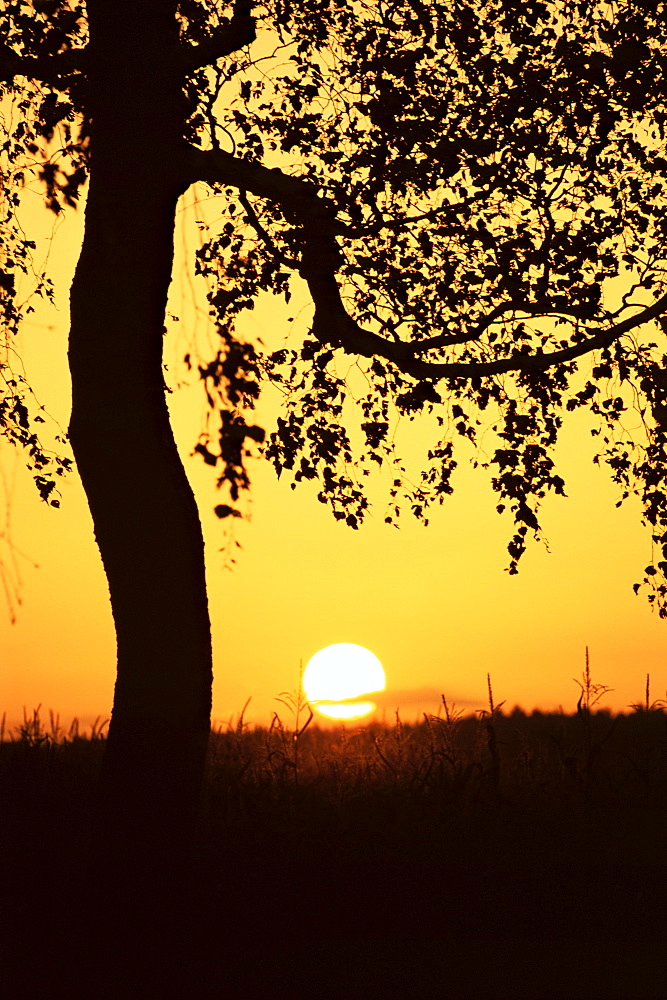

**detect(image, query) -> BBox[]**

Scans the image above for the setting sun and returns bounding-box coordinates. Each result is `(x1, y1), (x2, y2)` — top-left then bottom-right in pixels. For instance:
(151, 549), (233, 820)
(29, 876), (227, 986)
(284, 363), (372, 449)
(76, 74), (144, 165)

(303, 644), (386, 721)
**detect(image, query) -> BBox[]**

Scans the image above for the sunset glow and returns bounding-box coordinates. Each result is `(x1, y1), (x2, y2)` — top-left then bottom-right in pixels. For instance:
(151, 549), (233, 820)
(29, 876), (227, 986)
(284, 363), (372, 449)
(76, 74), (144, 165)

(4, 183), (667, 729)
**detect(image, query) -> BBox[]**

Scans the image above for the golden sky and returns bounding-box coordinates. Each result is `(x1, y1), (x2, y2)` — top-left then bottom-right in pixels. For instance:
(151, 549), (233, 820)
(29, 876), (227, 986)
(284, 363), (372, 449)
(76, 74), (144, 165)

(2, 185), (666, 731)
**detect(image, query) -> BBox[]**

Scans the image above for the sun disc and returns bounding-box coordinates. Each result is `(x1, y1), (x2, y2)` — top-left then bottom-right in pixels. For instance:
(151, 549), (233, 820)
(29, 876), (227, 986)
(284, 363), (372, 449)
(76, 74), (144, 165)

(304, 644), (385, 720)
(315, 701), (377, 720)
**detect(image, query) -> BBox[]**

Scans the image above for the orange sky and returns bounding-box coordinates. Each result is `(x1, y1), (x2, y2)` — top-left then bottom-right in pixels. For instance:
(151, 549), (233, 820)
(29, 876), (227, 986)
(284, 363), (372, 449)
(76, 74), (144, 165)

(2, 185), (667, 732)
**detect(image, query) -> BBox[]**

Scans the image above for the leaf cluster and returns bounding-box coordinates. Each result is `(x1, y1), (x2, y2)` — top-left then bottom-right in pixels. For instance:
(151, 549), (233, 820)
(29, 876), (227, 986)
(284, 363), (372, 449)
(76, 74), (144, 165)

(186, 0), (667, 604)
(5, 1), (667, 607)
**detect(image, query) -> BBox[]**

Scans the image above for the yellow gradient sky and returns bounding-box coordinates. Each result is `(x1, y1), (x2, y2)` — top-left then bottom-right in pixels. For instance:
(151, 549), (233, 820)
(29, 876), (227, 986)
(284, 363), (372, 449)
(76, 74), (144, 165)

(2, 185), (667, 731)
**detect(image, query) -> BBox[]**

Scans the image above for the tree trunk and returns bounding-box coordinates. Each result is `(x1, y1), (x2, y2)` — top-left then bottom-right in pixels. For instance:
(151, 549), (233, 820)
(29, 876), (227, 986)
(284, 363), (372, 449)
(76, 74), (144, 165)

(68, 1), (212, 866)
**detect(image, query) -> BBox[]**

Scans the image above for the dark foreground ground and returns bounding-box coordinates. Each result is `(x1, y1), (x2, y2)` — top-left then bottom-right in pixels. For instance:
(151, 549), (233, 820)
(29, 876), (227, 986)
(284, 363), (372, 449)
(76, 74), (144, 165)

(2, 708), (666, 999)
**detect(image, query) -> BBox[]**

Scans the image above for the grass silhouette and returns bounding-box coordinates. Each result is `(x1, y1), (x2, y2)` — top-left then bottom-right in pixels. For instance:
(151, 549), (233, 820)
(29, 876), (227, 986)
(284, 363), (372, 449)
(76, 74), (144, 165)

(2, 667), (666, 998)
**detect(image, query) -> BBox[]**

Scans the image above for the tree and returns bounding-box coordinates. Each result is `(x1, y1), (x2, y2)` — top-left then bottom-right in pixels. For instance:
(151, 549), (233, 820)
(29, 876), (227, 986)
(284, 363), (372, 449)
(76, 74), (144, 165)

(2, 0), (667, 850)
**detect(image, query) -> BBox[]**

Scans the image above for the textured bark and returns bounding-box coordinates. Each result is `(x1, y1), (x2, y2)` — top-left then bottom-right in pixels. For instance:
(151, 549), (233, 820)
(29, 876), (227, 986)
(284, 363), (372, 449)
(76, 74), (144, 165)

(68, 1), (212, 865)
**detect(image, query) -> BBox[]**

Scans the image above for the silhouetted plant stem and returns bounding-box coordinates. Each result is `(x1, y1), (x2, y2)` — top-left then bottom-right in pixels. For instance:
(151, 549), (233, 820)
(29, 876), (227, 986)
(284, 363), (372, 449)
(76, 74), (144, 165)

(271, 661), (314, 787)
(573, 647), (614, 793)
(476, 673), (505, 794)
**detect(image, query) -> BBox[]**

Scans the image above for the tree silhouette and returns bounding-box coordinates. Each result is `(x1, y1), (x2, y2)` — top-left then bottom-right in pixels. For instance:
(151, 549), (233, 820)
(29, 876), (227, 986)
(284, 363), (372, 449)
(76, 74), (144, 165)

(2, 0), (667, 853)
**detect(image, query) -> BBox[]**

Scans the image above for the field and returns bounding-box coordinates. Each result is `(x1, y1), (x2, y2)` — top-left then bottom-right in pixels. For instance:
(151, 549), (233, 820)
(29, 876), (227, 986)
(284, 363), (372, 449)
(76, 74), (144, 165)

(2, 681), (666, 998)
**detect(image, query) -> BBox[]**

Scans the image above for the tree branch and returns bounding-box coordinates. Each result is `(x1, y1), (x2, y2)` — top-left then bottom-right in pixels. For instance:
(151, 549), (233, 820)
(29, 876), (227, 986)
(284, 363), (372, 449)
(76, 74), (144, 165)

(186, 145), (667, 383)
(333, 195), (483, 239)
(305, 282), (667, 382)
(188, 144), (334, 213)
(0, 42), (84, 84)
(187, 144), (344, 270)
(409, 300), (600, 354)
(239, 190), (300, 267)
(410, 303), (519, 353)
(181, 1), (256, 72)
